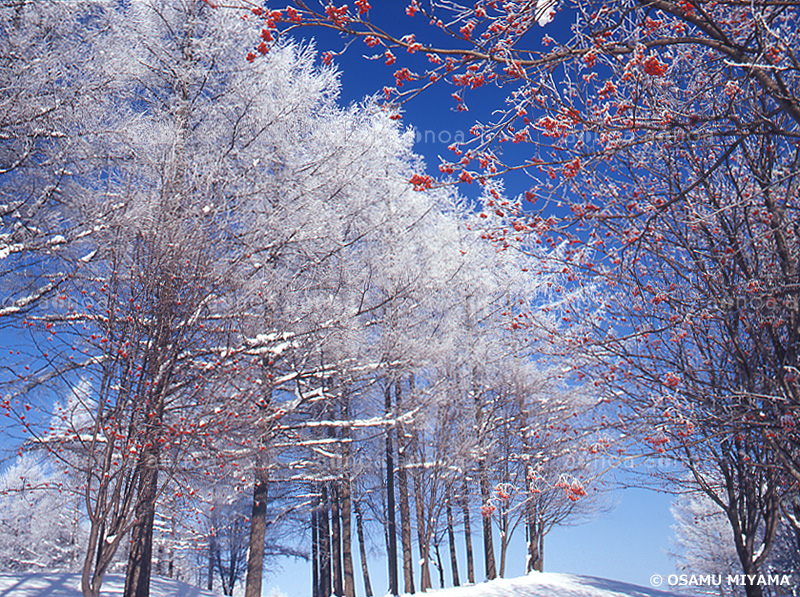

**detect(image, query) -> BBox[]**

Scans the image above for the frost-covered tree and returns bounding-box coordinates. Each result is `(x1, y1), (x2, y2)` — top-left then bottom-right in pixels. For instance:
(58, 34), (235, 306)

(671, 491), (745, 597)
(0, 1), (115, 322)
(0, 2), (406, 596)
(0, 453), (83, 572)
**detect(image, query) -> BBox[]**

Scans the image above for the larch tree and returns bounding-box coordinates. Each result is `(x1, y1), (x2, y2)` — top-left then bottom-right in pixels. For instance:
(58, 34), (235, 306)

(0, 2), (410, 596)
(0, 1), (115, 324)
(0, 452), (83, 573)
(671, 489), (746, 597)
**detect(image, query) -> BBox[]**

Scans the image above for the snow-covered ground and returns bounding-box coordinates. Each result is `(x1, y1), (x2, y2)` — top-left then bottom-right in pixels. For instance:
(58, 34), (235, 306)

(397, 572), (686, 597)
(0, 572), (687, 597)
(0, 573), (217, 597)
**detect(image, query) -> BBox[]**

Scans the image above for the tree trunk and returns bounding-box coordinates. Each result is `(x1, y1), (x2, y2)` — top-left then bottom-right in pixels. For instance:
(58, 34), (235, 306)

(207, 530), (216, 592)
(446, 487), (460, 587)
(414, 471), (431, 591)
(739, 562), (764, 597)
(538, 522), (544, 572)
(396, 381), (415, 595)
(461, 477), (475, 584)
(525, 500), (542, 573)
(331, 483), (344, 597)
(434, 544), (445, 589)
(353, 492), (374, 597)
(244, 452), (268, 597)
(124, 446), (160, 597)
(498, 506), (508, 578)
(320, 485), (332, 597)
(340, 474), (356, 597)
(384, 383), (399, 596)
(478, 468), (497, 580)
(312, 505), (319, 597)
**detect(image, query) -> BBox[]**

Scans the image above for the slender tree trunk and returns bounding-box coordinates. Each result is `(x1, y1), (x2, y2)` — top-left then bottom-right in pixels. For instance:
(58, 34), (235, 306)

(478, 467), (497, 580)
(397, 451), (415, 594)
(538, 519), (544, 572)
(406, 377), (432, 592)
(461, 477), (475, 584)
(244, 451), (268, 597)
(446, 487), (460, 587)
(525, 499), (541, 573)
(94, 520), (106, 576)
(331, 483), (344, 597)
(353, 493), (374, 597)
(396, 381), (415, 595)
(167, 544), (174, 579)
(434, 544), (445, 589)
(414, 471), (431, 591)
(245, 373), (273, 597)
(320, 484), (332, 597)
(498, 507), (508, 578)
(384, 383), (399, 596)
(340, 473), (356, 597)
(207, 532), (216, 592)
(312, 505), (319, 597)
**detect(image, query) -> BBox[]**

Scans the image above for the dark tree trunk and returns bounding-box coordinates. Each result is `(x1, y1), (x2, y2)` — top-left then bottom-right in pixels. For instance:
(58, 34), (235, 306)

(331, 483), (344, 597)
(397, 413), (415, 592)
(461, 477), (475, 584)
(739, 561), (764, 597)
(434, 543), (445, 589)
(538, 523), (544, 572)
(244, 452), (268, 597)
(124, 446), (160, 597)
(384, 383), (399, 596)
(207, 531), (216, 592)
(397, 453), (415, 595)
(446, 486), (460, 587)
(479, 468), (497, 580)
(320, 485), (332, 597)
(312, 505), (319, 597)
(354, 494), (374, 597)
(525, 502), (542, 573)
(413, 471), (431, 591)
(340, 477), (356, 597)
(245, 375), (273, 597)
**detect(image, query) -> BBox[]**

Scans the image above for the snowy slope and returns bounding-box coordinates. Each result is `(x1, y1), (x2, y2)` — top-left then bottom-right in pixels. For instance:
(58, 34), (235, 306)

(0, 572), (686, 597)
(400, 572), (686, 597)
(0, 573), (217, 597)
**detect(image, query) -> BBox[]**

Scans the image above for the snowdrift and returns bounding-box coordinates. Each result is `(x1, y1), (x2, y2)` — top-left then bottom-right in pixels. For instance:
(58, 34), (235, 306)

(0, 572), (685, 597)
